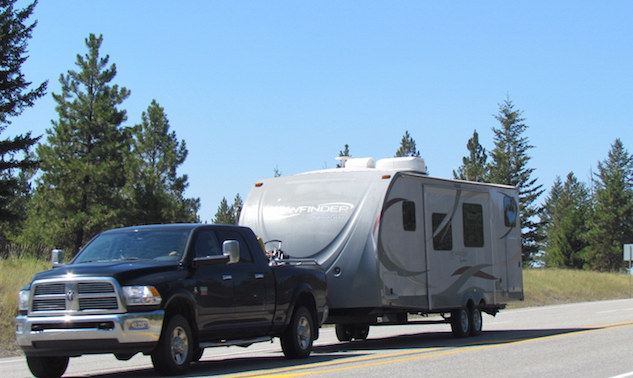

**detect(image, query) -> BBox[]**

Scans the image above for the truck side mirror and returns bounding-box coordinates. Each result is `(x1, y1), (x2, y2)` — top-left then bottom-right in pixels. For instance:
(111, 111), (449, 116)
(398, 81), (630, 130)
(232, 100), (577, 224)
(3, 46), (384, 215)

(222, 240), (240, 264)
(51, 249), (64, 268)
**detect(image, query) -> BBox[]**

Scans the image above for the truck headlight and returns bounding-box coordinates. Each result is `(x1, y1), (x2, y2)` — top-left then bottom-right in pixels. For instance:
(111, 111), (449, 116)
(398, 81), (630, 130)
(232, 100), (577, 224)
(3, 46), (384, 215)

(122, 286), (162, 306)
(18, 289), (30, 312)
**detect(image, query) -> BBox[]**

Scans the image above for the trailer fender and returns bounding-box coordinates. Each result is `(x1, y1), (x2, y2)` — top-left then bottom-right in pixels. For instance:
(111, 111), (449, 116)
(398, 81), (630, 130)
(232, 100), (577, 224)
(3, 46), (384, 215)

(460, 287), (486, 309)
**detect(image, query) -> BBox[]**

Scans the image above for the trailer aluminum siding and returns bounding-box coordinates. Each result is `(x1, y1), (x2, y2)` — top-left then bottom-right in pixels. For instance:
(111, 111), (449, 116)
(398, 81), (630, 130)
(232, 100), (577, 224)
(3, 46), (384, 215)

(239, 166), (523, 315)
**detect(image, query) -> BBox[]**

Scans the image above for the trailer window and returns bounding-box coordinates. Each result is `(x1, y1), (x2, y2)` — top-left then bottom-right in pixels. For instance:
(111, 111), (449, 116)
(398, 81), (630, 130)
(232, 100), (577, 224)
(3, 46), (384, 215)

(503, 196), (518, 227)
(463, 203), (484, 247)
(432, 213), (452, 250)
(402, 200), (416, 231)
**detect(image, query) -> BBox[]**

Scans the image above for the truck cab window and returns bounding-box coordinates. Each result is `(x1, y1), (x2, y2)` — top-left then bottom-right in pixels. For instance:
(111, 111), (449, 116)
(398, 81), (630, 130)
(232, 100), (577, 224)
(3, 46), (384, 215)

(432, 213), (452, 251)
(194, 230), (221, 258)
(216, 230), (254, 263)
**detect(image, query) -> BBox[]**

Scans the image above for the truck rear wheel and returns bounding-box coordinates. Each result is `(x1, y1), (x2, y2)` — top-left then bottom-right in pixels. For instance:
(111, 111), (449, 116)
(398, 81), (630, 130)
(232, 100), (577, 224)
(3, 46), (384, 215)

(191, 347), (204, 362)
(281, 306), (314, 359)
(450, 308), (471, 338)
(26, 356), (69, 378)
(151, 314), (193, 375)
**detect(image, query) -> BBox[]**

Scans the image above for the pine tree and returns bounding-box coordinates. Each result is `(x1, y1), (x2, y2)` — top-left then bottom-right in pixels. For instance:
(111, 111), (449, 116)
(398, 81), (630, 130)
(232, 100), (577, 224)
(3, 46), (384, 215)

(395, 130), (420, 157)
(586, 139), (633, 271)
(453, 130), (487, 182)
(336, 144), (351, 168)
(20, 34), (130, 255)
(0, 0), (47, 228)
(213, 197), (233, 224)
(487, 97), (544, 263)
(541, 173), (591, 269)
(232, 193), (243, 223)
(213, 194), (243, 225)
(126, 100), (199, 224)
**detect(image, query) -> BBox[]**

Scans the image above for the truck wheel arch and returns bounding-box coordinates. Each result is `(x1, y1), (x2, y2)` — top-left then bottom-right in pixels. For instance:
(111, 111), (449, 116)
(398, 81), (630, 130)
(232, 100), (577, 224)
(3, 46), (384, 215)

(161, 291), (199, 347)
(286, 286), (319, 340)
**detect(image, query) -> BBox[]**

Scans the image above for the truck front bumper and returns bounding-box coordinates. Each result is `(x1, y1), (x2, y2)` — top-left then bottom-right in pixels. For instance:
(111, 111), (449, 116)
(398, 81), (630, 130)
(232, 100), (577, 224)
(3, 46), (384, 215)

(15, 310), (164, 356)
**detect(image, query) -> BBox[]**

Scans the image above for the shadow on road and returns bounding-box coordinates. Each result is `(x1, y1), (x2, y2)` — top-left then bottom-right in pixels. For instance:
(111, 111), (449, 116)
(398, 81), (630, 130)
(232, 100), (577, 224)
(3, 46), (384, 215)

(314, 327), (592, 354)
(66, 327), (593, 378)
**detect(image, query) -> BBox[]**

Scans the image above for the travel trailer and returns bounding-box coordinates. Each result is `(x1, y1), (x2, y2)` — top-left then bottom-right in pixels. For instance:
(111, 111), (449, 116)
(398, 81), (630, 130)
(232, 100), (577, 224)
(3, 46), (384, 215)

(239, 156), (523, 340)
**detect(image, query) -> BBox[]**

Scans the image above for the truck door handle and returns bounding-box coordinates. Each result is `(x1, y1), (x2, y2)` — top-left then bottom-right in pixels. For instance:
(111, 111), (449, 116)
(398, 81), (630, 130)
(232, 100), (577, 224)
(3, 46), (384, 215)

(222, 275), (233, 281)
(254, 273), (264, 279)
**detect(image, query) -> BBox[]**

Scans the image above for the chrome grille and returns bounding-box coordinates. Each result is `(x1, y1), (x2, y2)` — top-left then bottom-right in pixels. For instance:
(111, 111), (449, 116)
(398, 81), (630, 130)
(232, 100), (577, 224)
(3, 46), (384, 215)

(32, 298), (65, 311)
(34, 283), (65, 295)
(78, 282), (114, 294)
(79, 297), (118, 310)
(30, 279), (122, 315)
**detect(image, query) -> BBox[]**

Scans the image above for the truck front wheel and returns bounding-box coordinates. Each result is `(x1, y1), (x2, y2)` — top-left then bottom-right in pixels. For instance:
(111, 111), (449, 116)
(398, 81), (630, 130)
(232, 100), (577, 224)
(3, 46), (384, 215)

(151, 314), (193, 376)
(281, 306), (314, 359)
(26, 356), (69, 378)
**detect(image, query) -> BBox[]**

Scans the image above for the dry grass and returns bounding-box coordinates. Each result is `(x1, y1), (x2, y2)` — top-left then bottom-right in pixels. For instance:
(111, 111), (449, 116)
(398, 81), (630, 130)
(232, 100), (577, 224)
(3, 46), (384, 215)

(0, 258), (49, 357)
(509, 268), (632, 308)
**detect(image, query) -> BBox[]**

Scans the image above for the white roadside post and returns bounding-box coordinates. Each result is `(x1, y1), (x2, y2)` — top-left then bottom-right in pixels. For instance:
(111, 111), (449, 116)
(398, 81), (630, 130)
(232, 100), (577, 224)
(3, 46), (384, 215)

(624, 244), (633, 297)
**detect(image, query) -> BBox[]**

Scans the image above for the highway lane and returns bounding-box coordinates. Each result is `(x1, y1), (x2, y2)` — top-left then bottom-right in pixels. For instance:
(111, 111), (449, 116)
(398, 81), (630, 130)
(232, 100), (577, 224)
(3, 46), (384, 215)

(3, 299), (633, 378)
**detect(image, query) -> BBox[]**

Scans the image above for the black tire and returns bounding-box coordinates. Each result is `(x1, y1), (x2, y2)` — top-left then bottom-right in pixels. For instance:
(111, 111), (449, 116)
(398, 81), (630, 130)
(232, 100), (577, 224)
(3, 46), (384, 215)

(335, 323), (352, 342)
(450, 308), (470, 338)
(469, 306), (483, 336)
(151, 314), (193, 376)
(281, 306), (314, 359)
(191, 347), (204, 363)
(351, 324), (370, 341)
(26, 356), (69, 378)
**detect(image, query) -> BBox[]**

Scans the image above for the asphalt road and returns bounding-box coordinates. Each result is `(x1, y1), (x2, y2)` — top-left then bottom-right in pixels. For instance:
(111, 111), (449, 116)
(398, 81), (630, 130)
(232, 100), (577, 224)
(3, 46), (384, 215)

(3, 299), (633, 378)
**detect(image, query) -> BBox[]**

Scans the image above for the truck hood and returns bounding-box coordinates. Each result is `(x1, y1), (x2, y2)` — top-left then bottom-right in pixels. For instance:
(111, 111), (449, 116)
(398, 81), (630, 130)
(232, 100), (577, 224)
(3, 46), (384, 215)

(30, 261), (182, 286)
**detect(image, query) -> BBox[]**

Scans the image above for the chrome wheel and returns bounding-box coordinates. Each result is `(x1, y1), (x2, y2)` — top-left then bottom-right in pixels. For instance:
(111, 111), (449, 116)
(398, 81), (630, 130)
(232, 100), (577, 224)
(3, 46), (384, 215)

(296, 313), (312, 351)
(170, 325), (189, 365)
(470, 306), (483, 336)
(281, 306), (315, 359)
(450, 308), (471, 338)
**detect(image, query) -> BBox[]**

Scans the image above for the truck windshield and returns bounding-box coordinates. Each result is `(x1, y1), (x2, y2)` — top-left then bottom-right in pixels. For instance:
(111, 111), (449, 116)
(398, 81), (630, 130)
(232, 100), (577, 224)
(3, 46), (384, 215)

(73, 229), (191, 264)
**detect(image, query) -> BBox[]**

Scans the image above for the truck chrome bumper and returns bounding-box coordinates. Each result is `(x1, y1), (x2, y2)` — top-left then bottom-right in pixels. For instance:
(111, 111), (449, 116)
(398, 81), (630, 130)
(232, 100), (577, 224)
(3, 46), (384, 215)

(15, 310), (164, 348)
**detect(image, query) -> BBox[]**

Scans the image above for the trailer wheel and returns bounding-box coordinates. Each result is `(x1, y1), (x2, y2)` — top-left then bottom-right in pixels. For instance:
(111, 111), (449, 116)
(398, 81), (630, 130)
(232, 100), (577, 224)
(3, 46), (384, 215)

(351, 324), (370, 341)
(151, 314), (193, 375)
(26, 356), (69, 378)
(450, 308), (471, 338)
(469, 306), (483, 336)
(335, 324), (353, 342)
(281, 306), (314, 359)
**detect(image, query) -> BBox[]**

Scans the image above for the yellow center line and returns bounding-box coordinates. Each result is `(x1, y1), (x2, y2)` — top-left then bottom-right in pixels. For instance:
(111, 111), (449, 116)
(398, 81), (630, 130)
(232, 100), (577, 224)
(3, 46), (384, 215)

(229, 321), (633, 378)
(227, 347), (444, 378)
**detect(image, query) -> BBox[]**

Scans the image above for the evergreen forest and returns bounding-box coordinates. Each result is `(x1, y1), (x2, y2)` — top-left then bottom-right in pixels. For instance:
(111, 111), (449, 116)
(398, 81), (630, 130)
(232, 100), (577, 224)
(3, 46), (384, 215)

(2, 1), (632, 272)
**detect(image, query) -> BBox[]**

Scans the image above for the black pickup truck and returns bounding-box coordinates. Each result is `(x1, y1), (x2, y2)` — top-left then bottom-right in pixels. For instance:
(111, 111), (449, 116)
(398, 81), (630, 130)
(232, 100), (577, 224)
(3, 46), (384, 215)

(15, 224), (328, 377)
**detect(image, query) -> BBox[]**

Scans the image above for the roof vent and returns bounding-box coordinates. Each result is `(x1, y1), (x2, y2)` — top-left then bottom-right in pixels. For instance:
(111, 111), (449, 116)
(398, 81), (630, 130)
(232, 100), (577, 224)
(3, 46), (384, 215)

(376, 157), (427, 173)
(335, 157), (375, 169)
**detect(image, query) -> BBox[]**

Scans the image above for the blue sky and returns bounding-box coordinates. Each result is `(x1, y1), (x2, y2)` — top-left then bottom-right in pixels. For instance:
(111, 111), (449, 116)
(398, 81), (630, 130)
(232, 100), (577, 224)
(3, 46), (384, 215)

(11, 1), (633, 222)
